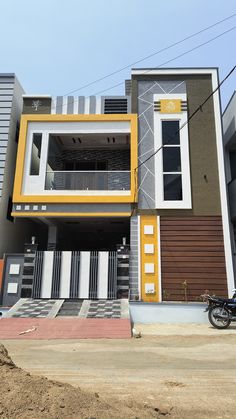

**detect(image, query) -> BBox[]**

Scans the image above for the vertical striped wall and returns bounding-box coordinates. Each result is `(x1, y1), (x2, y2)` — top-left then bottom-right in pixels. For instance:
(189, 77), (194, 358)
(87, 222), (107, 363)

(32, 251), (117, 300)
(50, 95), (131, 115)
(0, 75), (15, 198)
(140, 215), (159, 302)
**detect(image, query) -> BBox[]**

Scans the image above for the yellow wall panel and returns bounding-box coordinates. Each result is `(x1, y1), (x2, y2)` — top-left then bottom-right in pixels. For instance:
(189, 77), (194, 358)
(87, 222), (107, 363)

(140, 215), (159, 302)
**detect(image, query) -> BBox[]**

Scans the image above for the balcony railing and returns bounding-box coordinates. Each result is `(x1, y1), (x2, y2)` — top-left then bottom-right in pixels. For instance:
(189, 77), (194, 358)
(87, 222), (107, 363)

(45, 171), (130, 191)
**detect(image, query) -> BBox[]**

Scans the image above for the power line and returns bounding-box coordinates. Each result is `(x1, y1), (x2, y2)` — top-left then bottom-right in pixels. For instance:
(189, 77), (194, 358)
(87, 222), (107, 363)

(63, 12), (236, 97)
(58, 22), (236, 111)
(136, 65), (236, 171)
(93, 25), (236, 96)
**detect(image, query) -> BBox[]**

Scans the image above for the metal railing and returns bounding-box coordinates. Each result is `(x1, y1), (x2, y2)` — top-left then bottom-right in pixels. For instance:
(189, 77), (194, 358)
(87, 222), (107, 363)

(45, 170), (130, 191)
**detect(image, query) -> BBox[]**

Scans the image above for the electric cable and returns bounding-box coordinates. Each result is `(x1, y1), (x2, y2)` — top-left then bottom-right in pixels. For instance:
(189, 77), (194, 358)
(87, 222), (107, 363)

(93, 25), (236, 96)
(62, 12), (236, 97)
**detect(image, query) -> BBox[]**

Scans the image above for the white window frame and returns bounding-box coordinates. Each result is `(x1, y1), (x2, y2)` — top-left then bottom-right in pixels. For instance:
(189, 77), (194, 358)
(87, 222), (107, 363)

(154, 93), (192, 209)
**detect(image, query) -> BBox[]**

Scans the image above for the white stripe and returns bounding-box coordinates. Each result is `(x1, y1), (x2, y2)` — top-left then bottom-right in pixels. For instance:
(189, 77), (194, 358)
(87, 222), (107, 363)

(59, 252), (72, 298)
(212, 70), (235, 297)
(51, 97), (56, 114)
(73, 97), (79, 114)
(84, 97), (90, 114)
(41, 251), (54, 298)
(78, 252), (90, 298)
(97, 251), (109, 299)
(62, 96), (67, 115)
(95, 96), (101, 114)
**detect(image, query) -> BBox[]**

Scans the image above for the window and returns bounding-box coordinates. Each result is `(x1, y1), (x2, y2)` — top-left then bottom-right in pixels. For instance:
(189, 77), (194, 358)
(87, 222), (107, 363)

(154, 94), (191, 209)
(162, 121), (182, 200)
(30, 133), (42, 175)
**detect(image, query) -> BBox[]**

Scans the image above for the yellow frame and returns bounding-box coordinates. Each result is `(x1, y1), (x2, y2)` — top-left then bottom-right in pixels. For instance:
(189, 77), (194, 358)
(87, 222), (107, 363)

(13, 114), (138, 204)
(11, 212), (131, 217)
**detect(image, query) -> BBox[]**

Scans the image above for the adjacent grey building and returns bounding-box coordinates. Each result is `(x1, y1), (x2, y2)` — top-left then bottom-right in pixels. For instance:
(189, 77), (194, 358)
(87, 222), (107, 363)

(0, 74), (37, 257)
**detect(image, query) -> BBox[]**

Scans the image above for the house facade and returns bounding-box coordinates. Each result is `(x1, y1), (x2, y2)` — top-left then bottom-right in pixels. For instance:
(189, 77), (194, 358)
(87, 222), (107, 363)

(5, 67), (234, 305)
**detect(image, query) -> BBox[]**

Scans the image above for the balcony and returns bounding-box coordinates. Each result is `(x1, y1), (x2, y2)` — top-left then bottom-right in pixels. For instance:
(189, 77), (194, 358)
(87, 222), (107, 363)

(45, 170), (130, 191)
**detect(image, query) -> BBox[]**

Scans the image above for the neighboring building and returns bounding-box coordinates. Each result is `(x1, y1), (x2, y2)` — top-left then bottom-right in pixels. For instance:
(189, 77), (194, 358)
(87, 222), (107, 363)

(0, 74), (40, 258)
(222, 91), (236, 276)
(8, 68), (234, 304)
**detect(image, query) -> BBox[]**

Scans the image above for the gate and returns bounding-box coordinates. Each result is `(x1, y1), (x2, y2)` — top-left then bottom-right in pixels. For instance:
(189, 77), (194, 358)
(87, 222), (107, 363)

(31, 251), (118, 300)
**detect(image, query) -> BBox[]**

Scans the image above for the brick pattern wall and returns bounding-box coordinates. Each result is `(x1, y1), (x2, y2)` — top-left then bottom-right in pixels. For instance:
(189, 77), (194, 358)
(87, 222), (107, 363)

(129, 216), (139, 300)
(52, 149), (130, 171)
(47, 149), (130, 191)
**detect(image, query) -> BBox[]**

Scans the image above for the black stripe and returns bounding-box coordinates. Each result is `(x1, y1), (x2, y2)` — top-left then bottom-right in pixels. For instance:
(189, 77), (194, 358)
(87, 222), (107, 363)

(89, 251), (98, 299)
(70, 251), (80, 298)
(108, 251), (117, 299)
(32, 251), (44, 298)
(51, 251), (61, 299)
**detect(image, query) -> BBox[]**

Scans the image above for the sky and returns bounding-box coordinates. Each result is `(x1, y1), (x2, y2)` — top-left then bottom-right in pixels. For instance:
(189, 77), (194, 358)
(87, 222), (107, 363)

(1, 0), (235, 109)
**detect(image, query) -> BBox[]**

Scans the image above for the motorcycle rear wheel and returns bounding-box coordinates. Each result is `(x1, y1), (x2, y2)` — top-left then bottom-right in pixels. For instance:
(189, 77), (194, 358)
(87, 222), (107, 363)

(208, 306), (231, 329)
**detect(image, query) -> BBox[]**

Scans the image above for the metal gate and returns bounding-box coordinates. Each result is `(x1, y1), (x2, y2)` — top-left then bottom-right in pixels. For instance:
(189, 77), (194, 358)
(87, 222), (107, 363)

(32, 251), (117, 300)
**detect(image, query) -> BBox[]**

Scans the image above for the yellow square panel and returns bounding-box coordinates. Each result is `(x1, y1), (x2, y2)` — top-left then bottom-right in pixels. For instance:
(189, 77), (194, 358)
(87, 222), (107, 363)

(160, 99), (181, 113)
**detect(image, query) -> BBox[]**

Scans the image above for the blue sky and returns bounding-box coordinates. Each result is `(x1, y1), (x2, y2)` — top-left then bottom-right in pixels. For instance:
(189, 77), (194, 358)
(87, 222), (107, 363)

(1, 0), (235, 108)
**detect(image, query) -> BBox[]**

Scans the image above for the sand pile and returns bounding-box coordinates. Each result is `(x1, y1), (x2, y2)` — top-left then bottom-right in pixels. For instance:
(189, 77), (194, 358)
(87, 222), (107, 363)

(0, 344), (170, 418)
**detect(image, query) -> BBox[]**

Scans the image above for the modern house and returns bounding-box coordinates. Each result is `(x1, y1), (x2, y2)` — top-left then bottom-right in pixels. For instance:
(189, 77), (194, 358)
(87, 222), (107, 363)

(1, 67), (234, 307)
(222, 91), (236, 276)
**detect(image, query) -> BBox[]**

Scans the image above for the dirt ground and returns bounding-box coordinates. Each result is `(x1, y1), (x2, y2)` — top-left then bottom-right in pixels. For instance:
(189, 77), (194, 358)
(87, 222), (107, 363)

(2, 324), (236, 418)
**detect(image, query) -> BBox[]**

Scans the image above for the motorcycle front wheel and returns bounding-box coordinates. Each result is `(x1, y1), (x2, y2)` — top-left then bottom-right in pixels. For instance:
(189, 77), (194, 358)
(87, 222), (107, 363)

(208, 306), (231, 329)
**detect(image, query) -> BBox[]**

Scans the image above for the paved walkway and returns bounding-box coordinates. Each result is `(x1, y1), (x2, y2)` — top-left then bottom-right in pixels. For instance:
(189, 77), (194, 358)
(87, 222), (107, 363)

(4, 298), (129, 319)
(0, 318), (131, 339)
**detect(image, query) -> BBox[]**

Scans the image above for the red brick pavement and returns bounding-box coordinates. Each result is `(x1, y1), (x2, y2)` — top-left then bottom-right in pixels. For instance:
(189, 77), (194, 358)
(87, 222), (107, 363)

(0, 318), (131, 339)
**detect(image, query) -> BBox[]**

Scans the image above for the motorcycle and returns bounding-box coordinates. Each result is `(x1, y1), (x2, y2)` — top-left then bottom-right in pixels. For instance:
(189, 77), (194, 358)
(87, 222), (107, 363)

(204, 289), (236, 329)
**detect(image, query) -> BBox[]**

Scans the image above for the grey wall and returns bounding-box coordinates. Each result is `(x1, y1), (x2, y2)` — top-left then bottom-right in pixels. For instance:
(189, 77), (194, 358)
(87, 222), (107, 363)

(0, 75), (40, 257)
(1, 254), (24, 307)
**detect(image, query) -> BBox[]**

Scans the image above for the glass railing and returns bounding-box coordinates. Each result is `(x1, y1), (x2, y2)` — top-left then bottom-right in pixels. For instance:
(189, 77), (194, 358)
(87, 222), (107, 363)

(45, 171), (130, 191)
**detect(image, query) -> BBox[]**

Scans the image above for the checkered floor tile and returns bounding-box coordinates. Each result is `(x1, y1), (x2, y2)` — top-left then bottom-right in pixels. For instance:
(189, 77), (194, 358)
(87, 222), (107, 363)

(87, 300), (122, 318)
(10, 299), (57, 318)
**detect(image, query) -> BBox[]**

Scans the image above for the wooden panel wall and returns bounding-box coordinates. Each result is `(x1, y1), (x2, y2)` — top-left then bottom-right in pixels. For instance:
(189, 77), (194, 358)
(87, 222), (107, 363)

(160, 217), (228, 301)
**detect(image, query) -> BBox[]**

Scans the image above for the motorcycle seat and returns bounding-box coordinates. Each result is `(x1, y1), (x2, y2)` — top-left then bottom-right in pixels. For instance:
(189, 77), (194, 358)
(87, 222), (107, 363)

(217, 297), (236, 303)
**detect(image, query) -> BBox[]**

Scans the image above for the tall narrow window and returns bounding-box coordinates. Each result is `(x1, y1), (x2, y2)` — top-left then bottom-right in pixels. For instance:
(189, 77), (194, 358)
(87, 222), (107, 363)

(162, 121), (182, 200)
(154, 93), (191, 209)
(30, 133), (42, 175)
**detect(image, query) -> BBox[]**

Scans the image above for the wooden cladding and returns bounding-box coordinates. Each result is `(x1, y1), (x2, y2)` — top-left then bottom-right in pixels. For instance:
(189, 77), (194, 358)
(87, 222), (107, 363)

(160, 217), (228, 301)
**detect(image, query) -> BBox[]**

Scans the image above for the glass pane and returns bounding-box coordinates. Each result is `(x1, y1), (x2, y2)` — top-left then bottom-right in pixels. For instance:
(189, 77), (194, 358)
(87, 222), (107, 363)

(164, 174), (182, 200)
(163, 147), (181, 172)
(162, 121), (180, 145)
(30, 133), (42, 175)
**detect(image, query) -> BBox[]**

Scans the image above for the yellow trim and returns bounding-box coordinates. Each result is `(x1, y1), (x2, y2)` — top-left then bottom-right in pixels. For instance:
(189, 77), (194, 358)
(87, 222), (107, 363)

(140, 215), (159, 302)
(11, 212), (131, 217)
(13, 114), (138, 204)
